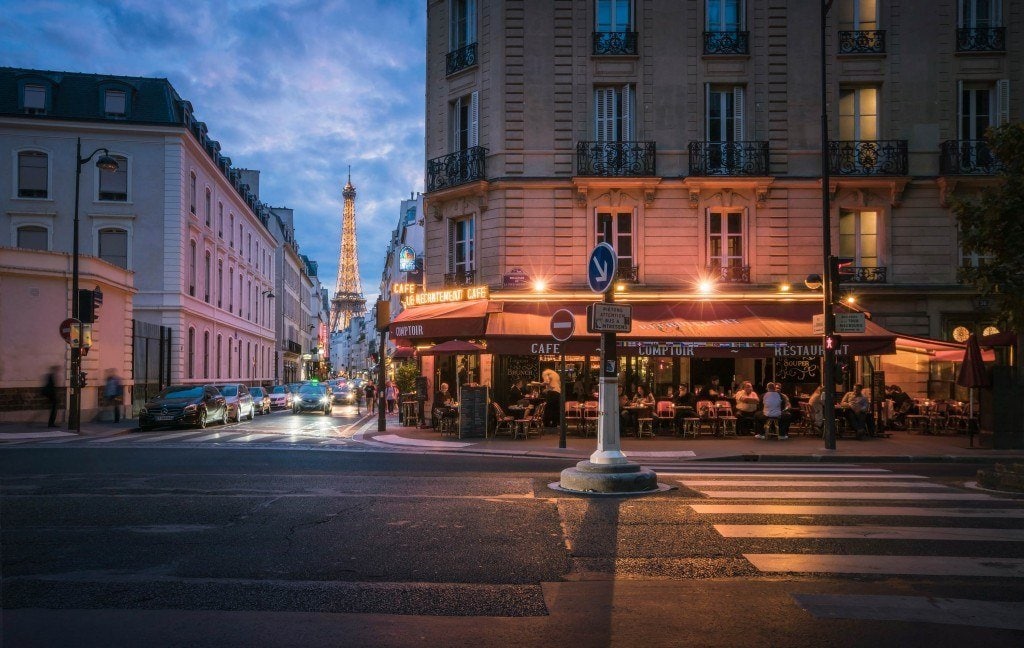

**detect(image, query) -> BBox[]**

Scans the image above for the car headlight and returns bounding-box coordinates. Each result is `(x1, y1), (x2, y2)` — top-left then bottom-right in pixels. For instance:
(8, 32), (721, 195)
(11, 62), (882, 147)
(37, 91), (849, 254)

(321, 396), (331, 404)
(139, 407), (148, 416)
(184, 404), (197, 412)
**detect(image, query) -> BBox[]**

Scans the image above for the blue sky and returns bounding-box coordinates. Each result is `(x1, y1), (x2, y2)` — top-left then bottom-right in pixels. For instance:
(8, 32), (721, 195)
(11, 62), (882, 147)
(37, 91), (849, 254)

(1, 0), (426, 304)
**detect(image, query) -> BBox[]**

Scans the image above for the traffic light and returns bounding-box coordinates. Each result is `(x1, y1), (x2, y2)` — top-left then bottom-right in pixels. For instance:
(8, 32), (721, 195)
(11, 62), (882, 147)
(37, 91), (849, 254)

(829, 256), (855, 302)
(77, 372), (87, 388)
(824, 334), (843, 352)
(77, 287), (103, 323)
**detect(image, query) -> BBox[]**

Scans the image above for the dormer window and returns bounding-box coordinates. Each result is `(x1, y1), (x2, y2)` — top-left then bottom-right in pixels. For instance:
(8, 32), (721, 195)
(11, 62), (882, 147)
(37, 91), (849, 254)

(23, 84), (46, 114)
(104, 89), (127, 116)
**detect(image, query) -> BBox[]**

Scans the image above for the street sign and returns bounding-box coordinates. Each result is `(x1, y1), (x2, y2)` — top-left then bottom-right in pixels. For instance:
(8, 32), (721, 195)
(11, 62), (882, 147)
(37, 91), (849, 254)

(587, 242), (618, 294)
(587, 302), (632, 333)
(812, 313), (824, 335)
(549, 309), (576, 342)
(59, 318), (80, 343)
(835, 312), (866, 333)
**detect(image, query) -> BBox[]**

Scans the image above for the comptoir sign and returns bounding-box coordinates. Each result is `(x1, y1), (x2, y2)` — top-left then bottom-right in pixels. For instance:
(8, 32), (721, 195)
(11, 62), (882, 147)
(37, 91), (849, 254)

(402, 285), (489, 306)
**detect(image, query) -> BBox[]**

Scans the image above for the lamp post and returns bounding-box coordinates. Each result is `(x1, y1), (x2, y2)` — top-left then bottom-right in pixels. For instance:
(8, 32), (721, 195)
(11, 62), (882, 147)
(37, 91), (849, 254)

(69, 138), (119, 433)
(820, 0), (838, 450)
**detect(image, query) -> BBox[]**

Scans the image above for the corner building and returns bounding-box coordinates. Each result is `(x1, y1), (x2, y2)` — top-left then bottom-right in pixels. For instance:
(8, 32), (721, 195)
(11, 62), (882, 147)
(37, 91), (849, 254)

(403, 0), (1021, 407)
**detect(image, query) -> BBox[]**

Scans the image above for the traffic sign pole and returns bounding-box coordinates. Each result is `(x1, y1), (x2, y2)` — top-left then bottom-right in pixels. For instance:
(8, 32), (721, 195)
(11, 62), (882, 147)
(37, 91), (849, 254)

(549, 309), (576, 450)
(592, 289), (627, 465)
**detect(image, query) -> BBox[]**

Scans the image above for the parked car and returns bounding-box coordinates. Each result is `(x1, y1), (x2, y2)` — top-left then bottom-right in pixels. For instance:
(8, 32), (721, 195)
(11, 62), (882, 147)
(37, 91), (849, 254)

(268, 385), (293, 410)
(333, 384), (357, 405)
(249, 386), (271, 415)
(215, 383), (255, 422)
(293, 382), (332, 415)
(138, 385), (227, 431)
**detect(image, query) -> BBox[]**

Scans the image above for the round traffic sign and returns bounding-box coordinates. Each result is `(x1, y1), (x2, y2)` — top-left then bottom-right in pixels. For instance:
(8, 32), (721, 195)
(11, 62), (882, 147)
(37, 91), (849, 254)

(59, 318), (80, 343)
(587, 242), (618, 293)
(549, 309), (575, 342)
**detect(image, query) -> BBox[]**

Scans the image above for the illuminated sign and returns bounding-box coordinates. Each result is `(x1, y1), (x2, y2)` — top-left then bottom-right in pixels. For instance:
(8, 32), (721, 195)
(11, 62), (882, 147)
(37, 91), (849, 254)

(399, 246), (417, 272)
(393, 282), (418, 295)
(402, 285), (489, 306)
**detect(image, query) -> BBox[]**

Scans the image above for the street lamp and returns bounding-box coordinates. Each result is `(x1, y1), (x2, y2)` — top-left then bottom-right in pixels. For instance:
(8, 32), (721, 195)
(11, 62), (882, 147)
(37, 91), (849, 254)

(820, 0), (838, 450)
(69, 138), (119, 433)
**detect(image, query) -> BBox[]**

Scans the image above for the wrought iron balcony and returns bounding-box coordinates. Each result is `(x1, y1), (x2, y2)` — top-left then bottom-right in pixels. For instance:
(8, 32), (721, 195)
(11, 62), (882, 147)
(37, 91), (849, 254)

(285, 340), (302, 355)
(445, 42), (478, 76)
(839, 266), (887, 284)
(706, 265), (751, 283)
(828, 140), (908, 176)
(838, 30), (886, 54)
(688, 141), (769, 176)
(940, 140), (1003, 175)
(957, 27), (1005, 52)
(703, 30), (750, 55)
(576, 141), (656, 177)
(426, 146), (487, 192)
(593, 31), (638, 55)
(444, 270), (476, 287)
(615, 263), (640, 284)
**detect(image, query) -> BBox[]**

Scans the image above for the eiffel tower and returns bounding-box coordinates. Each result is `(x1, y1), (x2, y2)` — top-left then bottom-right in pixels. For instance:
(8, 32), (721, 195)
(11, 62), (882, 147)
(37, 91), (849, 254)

(330, 169), (366, 332)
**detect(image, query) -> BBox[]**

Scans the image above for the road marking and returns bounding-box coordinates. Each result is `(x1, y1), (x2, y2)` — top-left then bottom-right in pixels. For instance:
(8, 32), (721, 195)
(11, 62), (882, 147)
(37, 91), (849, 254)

(228, 434), (278, 443)
(681, 480), (947, 488)
(699, 491), (994, 500)
(134, 431), (210, 443)
(654, 467), (896, 474)
(792, 594), (1024, 630)
(373, 434), (473, 448)
(0, 430), (77, 440)
(623, 451), (697, 458)
(717, 524), (1024, 541)
(745, 554), (1024, 577)
(691, 504), (1024, 517)
(184, 432), (241, 443)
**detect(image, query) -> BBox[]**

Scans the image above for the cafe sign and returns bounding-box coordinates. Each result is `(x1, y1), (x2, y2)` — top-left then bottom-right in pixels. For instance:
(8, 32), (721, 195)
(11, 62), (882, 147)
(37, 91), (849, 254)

(402, 285), (489, 306)
(393, 282), (418, 295)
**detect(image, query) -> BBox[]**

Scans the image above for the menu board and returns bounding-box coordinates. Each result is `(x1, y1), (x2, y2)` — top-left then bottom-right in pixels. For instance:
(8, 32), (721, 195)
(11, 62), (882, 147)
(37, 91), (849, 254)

(506, 356), (539, 383)
(775, 356), (820, 382)
(415, 376), (428, 401)
(458, 385), (489, 438)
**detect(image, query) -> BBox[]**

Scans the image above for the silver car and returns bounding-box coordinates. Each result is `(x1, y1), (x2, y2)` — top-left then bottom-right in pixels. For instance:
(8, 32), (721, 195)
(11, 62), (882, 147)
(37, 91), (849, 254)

(215, 383), (255, 422)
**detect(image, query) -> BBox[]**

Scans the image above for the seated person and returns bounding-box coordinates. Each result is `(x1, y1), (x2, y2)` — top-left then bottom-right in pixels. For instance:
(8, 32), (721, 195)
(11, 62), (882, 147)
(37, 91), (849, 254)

(674, 384), (698, 421)
(633, 385), (655, 407)
(618, 385), (633, 431)
(509, 379), (525, 406)
(437, 382), (454, 406)
(807, 385), (824, 432)
(702, 377), (724, 400)
(841, 384), (864, 407)
(733, 381), (760, 435)
(756, 382), (792, 439)
(846, 388), (876, 438)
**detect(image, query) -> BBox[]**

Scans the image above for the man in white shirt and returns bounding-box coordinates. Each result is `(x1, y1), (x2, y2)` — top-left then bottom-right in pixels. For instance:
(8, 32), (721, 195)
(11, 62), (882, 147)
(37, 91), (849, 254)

(757, 382), (792, 439)
(734, 381), (759, 435)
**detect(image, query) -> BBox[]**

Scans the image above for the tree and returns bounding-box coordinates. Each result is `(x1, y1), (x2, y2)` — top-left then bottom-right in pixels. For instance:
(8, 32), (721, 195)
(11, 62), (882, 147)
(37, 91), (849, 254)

(394, 361), (419, 395)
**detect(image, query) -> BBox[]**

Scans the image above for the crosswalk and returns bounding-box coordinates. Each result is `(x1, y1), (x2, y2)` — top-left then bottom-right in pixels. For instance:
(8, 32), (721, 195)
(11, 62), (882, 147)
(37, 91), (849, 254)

(665, 465), (1024, 581)
(0, 425), (364, 447)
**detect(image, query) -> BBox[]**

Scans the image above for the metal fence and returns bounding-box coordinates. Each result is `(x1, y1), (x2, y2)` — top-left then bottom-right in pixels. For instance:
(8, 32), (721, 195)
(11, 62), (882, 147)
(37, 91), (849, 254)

(132, 320), (171, 413)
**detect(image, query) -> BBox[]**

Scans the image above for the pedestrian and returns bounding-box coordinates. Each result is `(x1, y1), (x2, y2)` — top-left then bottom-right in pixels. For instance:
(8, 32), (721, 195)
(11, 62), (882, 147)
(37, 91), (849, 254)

(103, 370), (124, 423)
(385, 381), (398, 414)
(42, 365), (59, 427)
(364, 381), (377, 414)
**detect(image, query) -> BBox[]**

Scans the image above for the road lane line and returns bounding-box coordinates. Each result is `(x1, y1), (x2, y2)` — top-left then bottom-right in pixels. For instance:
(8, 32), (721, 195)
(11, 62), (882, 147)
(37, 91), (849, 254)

(227, 434), (278, 443)
(133, 431), (211, 443)
(716, 524), (1024, 541)
(744, 554), (1024, 577)
(791, 594), (1024, 630)
(691, 504), (1024, 517)
(699, 491), (994, 500)
(183, 432), (244, 443)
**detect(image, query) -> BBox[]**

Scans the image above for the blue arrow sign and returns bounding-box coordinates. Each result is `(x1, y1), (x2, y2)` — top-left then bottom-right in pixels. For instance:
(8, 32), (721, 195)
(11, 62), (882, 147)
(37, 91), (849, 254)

(587, 242), (618, 294)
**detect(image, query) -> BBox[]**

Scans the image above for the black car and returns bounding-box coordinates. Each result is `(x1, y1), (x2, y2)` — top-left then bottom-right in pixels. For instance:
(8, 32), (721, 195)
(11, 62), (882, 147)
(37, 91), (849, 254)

(138, 385), (228, 431)
(292, 382), (332, 415)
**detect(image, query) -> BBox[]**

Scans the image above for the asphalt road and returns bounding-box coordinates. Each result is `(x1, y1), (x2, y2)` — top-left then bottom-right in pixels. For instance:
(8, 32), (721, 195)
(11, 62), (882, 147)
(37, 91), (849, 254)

(2, 448), (1022, 647)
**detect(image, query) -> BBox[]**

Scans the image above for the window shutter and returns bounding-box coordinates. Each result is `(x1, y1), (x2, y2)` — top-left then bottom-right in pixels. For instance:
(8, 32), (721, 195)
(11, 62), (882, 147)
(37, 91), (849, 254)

(996, 79), (1010, 126)
(467, 0), (477, 43)
(733, 86), (745, 142)
(622, 84), (634, 141)
(595, 89), (608, 141)
(451, 96), (462, 151)
(995, 0), (1003, 26)
(704, 83), (712, 139)
(447, 219), (456, 272)
(468, 91), (479, 148)
(956, 80), (964, 139)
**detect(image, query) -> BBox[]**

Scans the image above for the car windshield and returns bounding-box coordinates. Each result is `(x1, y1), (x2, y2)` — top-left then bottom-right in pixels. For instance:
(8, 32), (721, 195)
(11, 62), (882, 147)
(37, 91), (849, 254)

(271, 386), (288, 394)
(250, 388), (264, 397)
(157, 386), (204, 399)
(218, 385), (238, 396)
(298, 384), (323, 395)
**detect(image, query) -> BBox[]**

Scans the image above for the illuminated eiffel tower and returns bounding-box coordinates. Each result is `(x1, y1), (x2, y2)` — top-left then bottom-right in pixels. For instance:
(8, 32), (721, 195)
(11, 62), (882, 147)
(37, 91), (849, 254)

(330, 168), (366, 332)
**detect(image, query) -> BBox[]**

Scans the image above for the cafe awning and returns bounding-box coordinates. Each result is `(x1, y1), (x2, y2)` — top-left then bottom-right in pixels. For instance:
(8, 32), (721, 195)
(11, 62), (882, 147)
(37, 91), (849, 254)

(419, 339), (485, 355)
(389, 300), (494, 341)
(390, 346), (415, 359)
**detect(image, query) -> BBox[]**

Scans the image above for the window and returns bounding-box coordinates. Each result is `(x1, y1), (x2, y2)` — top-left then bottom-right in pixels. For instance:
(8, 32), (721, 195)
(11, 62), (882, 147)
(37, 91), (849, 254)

(218, 203), (223, 237)
(217, 259), (224, 307)
(959, 80), (1010, 138)
(706, 0), (742, 31)
(23, 84), (46, 111)
(204, 188), (211, 227)
(188, 328), (196, 379)
(960, 0), (1001, 27)
(17, 151), (48, 198)
(16, 225), (47, 250)
(448, 216), (475, 275)
(189, 241), (197, 297)
(246, 342), (251, 379)
(98, 228), (128, 268)
(838, 0), (878, 30)
(449, 92), (479, 152)
(239, 275), (243, 315)
(707, 211), (745, 270)
(98, 155), (128, 201)
(594, 85), (634, 142)
(230, 214), (235, 246)
(104, 89), (126, 116)
(247, 278), (252, 320)
(229, 267), (234, 311)
(204, 251), (211, 302)
(189, 172), (197, 214)
(449, 0), (477, 51)
(216, 334), (223, 379)
(839, 210), (879, 267)
(227, 341), (233, 379)
(248, 233), (252, 263)
(406, 207), (417, 225)
(597, 0), (633, 30)
(203, 331), (210, 379)
(596, 211), (634, 271)
(839, 87), (878, 141)
(238, 340), (243, 377)
(707, 86), (744, 142)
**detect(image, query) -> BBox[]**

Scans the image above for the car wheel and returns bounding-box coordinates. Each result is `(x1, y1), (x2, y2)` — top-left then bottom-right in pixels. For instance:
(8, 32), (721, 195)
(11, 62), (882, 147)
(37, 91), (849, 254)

(197, 409), (208, 430)
(139, 425), (153, 432)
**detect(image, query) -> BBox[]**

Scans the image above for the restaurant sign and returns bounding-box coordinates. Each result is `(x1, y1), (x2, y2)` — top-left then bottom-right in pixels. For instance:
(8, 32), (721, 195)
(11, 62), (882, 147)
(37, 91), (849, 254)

(402, 285), (489, 306)
(618, 340), (852, 357)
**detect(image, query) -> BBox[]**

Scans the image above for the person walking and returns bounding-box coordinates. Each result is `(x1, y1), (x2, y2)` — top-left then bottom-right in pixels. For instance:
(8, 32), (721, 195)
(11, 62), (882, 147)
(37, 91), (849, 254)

(103, 370), (124, 423)
(364, 381), (377, 414)
(42, 366), (59, 427)
(385, 381), (399, 414)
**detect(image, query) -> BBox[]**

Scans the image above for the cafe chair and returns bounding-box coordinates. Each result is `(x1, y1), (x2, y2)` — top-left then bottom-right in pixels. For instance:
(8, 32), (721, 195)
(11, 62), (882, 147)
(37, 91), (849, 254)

(653, 400), (675, 435)
(696, 400), (717, 435)
(681, 417), (701, 439)
(526, 402), (547, 438)
(492, 402), (515, 438)
(582, 401), (599, 437)
(564, 400), (582, 434)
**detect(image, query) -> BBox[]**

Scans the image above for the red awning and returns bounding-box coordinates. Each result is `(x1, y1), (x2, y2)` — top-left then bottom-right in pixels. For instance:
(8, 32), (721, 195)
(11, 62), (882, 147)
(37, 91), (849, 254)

(419, 340), (485, 355)
(389, 300), (493, 340)
(391, 346), (415, 359)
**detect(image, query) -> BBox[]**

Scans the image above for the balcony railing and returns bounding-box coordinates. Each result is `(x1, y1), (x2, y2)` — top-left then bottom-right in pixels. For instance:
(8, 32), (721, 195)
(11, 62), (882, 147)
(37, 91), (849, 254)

(592, 31), (638, 55)
(940, 140), (1003, 175)
(828, 140), (908, 176)
(426, 146), (487, 192)
(838, 29), (886, 54)
(839, 266), (888, 284)
(285, 340), (302, 355)
(707, 265), (751, 284)
(703, 30), (750, 55)
(688, 141), (769, 176)
(444, 269), (476, 287)
(446, 42), (478, 76)
(957, 27), (1005, 52)
(616, 263), (640, 284)
(576, 141), (656, 177)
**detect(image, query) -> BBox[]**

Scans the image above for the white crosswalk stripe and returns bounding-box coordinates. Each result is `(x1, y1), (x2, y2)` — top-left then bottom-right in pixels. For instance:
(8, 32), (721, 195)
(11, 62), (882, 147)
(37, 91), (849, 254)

(683, 468), (1024, 580)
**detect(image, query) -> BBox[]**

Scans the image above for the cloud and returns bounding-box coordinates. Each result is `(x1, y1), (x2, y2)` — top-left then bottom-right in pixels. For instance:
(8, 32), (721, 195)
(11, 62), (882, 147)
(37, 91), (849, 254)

(0, 0), (425, 306)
